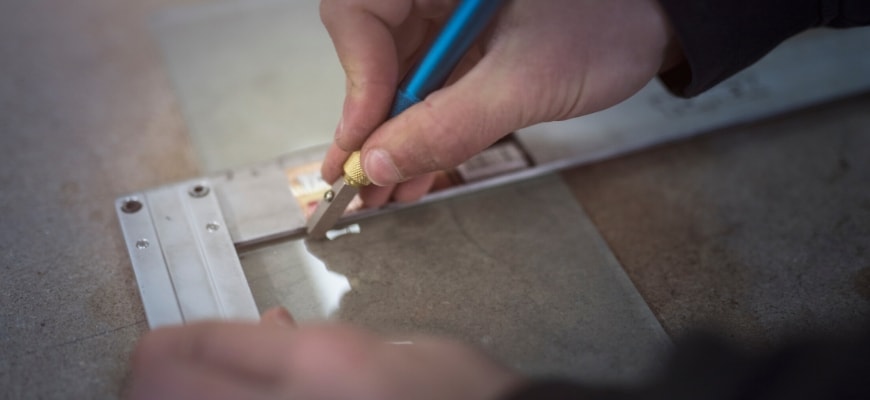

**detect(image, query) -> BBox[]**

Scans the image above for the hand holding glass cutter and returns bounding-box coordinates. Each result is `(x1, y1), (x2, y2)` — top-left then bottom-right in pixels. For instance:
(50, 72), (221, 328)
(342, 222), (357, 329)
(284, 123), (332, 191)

(307, 0), (504, 238)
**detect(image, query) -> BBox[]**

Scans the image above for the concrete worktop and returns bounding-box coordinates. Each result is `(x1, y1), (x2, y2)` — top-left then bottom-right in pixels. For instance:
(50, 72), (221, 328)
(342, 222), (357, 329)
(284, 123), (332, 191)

(565, 94), (870, 345)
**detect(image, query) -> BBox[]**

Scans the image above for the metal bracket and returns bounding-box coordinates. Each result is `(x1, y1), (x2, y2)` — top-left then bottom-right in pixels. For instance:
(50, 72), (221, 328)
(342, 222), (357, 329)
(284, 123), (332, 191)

(116, 180), (259, 328)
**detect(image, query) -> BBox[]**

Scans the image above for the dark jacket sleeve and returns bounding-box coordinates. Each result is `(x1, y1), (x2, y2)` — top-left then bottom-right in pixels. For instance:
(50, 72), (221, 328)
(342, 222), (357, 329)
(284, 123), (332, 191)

(656, 0), (870, 97)
(501, 326), (870, 400)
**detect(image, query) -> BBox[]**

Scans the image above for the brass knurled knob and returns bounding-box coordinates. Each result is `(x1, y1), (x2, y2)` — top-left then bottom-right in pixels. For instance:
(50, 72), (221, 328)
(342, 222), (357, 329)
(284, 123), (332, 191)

(342, 151), (371, 187)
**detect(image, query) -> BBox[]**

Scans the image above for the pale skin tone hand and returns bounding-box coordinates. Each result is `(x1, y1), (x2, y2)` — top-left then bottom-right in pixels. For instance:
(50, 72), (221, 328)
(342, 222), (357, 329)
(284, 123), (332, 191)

(320, 0), (681, 207)
(128, 308), (523, 400)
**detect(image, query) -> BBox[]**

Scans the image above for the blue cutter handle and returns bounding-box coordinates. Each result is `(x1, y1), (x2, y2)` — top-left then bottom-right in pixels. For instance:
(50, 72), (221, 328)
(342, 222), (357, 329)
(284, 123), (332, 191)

(389, 0), (504, 117)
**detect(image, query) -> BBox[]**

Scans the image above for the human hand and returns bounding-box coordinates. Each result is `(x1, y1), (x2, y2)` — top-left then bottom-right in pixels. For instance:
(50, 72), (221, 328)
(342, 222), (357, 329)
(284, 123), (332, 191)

(128, 308), (523, 400)
(319, 0), (681, 207)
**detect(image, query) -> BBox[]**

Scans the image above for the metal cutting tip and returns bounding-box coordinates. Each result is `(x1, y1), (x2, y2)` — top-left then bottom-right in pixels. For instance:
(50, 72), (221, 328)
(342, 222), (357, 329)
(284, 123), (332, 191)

(306, 178), (360, 239)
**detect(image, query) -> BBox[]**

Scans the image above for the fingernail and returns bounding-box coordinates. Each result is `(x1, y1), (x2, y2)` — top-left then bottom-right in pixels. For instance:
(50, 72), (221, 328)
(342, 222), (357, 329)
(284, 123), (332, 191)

(364, 149), (402, 186)
(262, 307), (296, 328)
(273, 309), (295, 327)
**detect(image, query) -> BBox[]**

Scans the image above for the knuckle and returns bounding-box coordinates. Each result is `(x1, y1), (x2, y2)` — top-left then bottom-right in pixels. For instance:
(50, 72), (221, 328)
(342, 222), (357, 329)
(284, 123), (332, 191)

(319, 0), (373, 28)
(318, 0), (339, 25)
(415, 101), (460, 172)
(292, 325), (376, 372)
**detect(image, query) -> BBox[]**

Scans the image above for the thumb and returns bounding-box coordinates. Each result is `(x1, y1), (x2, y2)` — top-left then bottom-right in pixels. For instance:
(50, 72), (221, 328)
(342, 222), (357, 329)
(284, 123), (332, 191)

(359, 59), (522, 186)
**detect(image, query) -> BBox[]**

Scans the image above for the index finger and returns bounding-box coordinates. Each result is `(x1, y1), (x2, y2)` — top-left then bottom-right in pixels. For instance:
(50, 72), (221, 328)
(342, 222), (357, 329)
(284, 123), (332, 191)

(320, 0), (409, 151)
